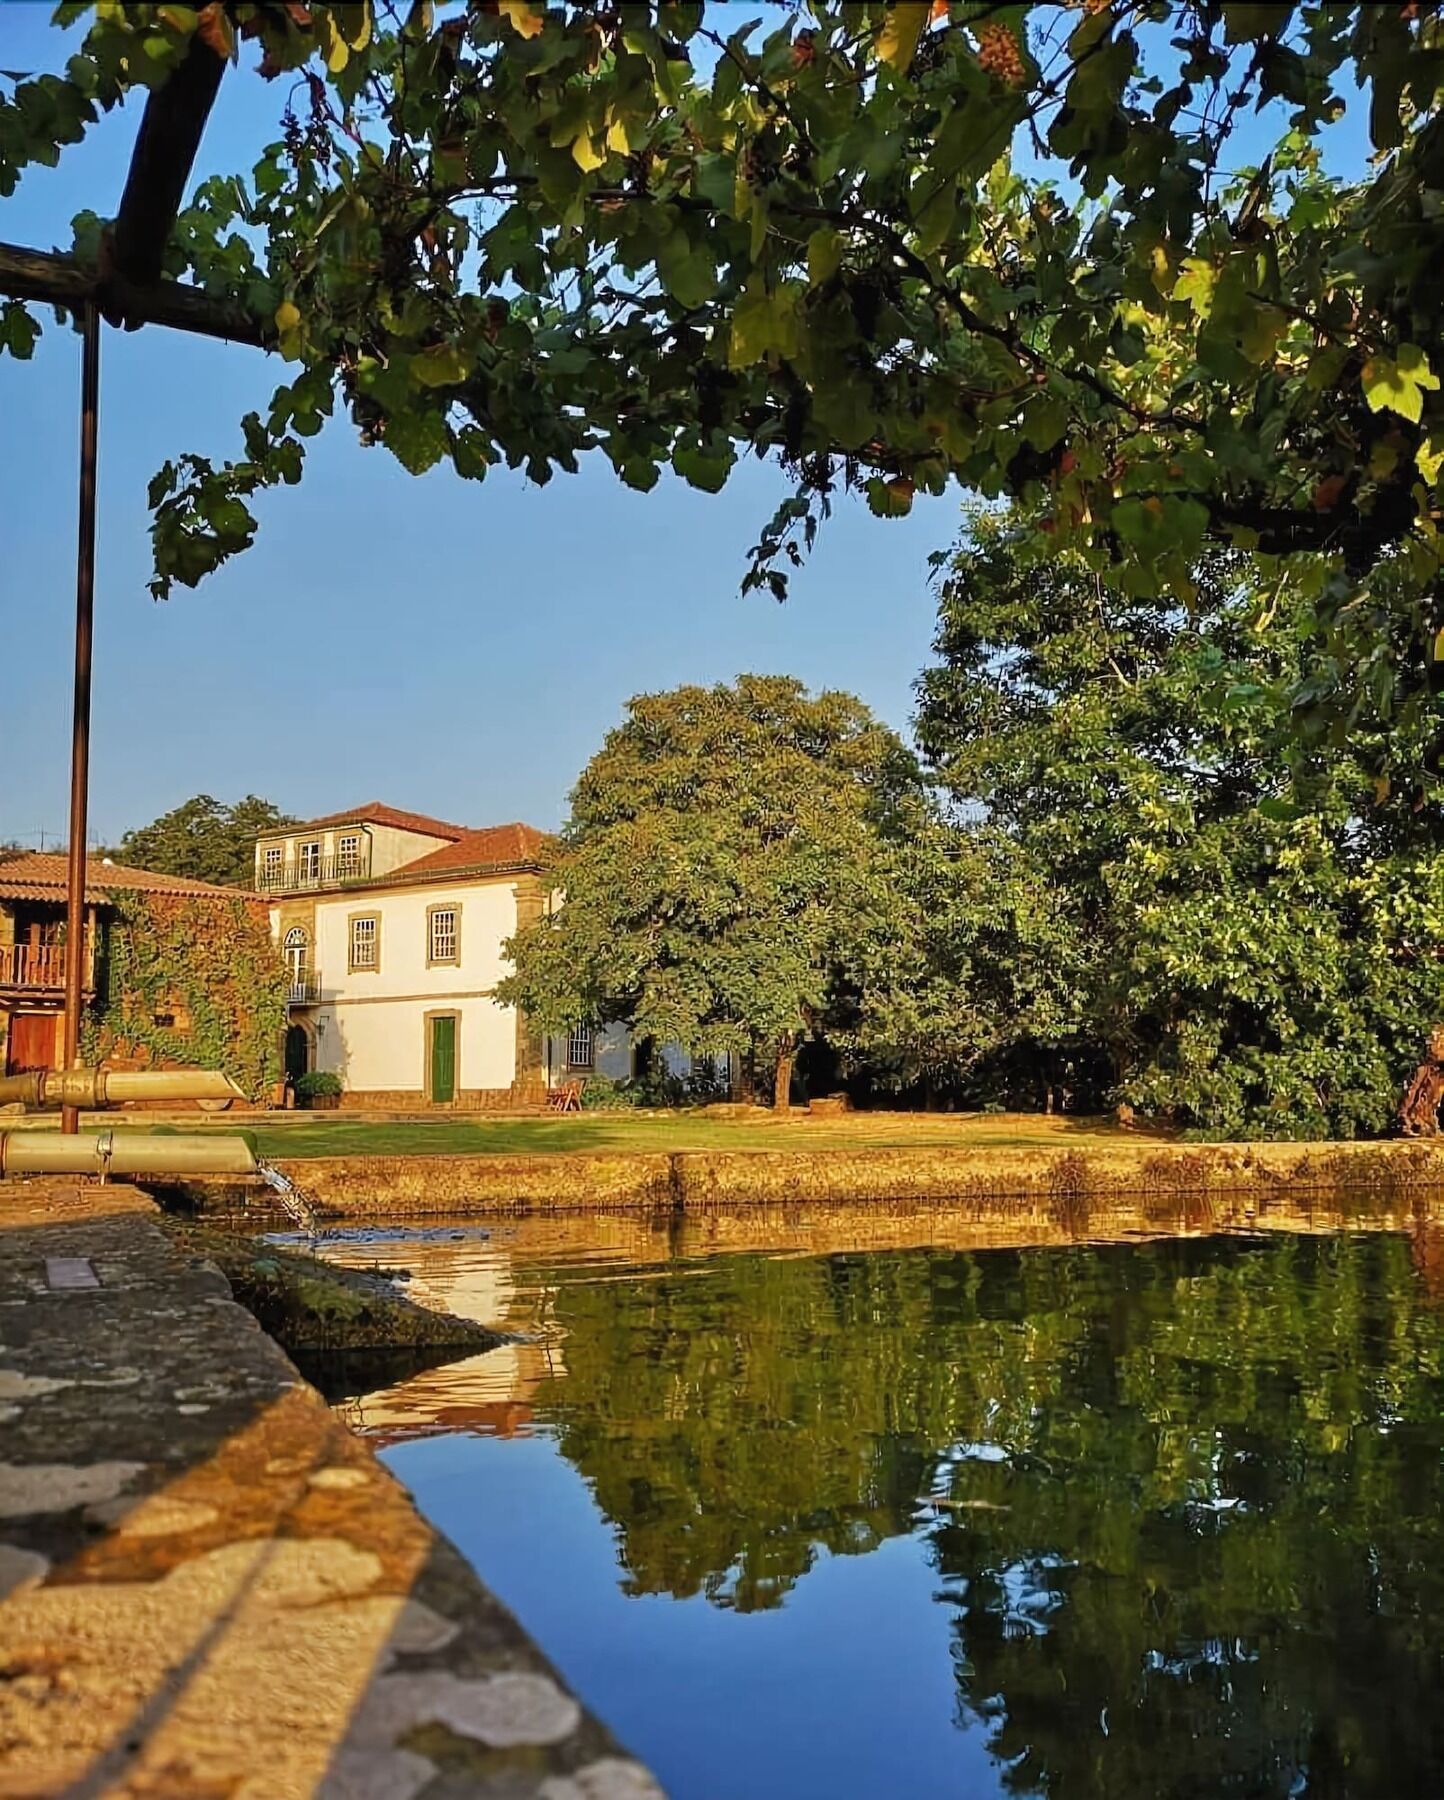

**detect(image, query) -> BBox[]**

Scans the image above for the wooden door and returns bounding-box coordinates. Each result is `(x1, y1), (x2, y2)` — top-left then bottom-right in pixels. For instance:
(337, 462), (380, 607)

(428, 1015), (456, 1103)
(284, 1024), (310, 1082)
(7, 1013), (58, 1073)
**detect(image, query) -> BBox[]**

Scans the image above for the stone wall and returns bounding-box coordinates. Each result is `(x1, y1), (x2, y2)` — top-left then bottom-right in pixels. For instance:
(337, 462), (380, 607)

(278, 1152), (674, 1214)
(274, 1137), (1444, 1219)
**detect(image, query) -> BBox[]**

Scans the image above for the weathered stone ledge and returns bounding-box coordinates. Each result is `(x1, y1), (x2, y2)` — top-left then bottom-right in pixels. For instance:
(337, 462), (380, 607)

(158, 1219), (506, 1355)
(0, 1181), (661, 1799)
(272, 1138), (1444, 1217)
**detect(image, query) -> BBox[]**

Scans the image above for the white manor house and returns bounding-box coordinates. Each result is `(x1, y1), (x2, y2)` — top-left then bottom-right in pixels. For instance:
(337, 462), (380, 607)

(256, 802), (627, 1108)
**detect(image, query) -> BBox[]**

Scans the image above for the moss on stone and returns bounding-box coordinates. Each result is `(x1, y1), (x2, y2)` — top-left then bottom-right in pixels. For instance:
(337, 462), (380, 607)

(159, 1221), (502, 1354)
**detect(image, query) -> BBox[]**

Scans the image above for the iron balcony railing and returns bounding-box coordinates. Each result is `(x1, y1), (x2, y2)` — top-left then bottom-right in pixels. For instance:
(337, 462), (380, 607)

(286, 974), (322, 1006)
(0, 943), (67, 989)
(257, 851), (372, 894)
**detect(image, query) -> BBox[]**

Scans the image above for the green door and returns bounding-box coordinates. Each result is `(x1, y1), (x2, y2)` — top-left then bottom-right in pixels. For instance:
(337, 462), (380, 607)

(429, 1015), (456, 1103)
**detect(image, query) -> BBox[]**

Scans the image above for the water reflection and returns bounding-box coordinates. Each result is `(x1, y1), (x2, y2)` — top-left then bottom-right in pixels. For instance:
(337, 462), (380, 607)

(317, 1202), (1444, 1798)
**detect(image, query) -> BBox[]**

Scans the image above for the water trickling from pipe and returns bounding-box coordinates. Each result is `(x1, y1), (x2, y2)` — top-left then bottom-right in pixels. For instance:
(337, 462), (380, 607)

(256, 1162), (320, 1241)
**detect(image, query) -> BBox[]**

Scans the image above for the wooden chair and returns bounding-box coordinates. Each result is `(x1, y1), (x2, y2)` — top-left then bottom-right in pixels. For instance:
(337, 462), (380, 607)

(546, 1080), (583, 1114)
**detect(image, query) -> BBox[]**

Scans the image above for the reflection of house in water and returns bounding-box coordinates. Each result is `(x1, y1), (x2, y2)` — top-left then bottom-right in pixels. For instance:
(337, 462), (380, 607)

(328, 1235), (568, 1446)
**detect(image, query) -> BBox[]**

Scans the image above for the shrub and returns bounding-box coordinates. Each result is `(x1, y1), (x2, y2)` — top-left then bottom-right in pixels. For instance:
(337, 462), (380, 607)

(581, 1072), (687, 1110)
(294, 1070), (342, 1099)
(580, 1076), (635, 1110)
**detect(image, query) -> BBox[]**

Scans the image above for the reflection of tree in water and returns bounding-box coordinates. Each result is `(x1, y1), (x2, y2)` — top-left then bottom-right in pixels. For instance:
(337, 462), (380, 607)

(539, 1235), (1444, 1795)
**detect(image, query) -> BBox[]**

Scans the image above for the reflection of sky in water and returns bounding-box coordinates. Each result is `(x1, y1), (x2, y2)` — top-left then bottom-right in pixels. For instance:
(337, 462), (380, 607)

(387, 1430), (997, 1800)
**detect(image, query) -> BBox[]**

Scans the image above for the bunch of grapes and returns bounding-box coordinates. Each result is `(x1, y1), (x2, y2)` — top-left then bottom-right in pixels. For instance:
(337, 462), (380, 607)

(975, 21), (1027, 88)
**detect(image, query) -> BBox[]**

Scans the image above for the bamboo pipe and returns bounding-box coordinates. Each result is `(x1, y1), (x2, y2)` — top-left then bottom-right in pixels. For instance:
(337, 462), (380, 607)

(0, 1068), (246, 1110)
(0, 1129), (257, 1178)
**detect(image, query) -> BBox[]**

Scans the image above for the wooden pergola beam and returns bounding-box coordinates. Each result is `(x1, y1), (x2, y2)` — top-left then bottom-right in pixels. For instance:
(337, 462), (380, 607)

(109, 32), (228, 295)
(1, 33), (268, 351)
(0, 240), (268, 348)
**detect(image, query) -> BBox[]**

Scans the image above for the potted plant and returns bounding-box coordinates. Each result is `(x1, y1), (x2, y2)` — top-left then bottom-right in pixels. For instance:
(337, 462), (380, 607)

(293, 1070), (343, 1111)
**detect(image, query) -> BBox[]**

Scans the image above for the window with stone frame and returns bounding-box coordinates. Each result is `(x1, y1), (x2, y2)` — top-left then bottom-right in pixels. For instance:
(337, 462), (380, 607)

(349, 914), (379, 972)
(428, 905), (459, 966)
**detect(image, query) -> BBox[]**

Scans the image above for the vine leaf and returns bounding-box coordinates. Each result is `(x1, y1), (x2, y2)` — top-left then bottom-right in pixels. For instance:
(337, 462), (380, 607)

(1362, 344), (1439, 425)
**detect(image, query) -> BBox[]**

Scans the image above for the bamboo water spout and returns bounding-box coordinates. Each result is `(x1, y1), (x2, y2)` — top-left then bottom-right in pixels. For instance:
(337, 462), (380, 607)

(0, 1068), (245, 1111)
(0, 1129), (257, 1178)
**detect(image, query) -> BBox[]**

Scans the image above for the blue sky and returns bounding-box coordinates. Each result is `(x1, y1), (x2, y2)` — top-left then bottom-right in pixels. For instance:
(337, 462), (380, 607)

(0, 5), (949, 848)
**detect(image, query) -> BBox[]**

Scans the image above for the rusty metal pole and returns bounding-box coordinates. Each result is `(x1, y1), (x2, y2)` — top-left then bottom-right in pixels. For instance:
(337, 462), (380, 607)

(60, 302), (101, 1135)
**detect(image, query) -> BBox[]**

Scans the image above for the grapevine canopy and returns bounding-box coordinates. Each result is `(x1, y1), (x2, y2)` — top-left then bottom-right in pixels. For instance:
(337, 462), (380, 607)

(2, 1), (1443, 738)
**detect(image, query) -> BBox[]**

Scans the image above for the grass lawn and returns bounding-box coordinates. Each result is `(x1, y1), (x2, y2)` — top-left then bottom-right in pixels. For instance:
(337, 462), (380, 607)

(4, 1108), (1147, 1159)
(239, 1110), (1138, 1160)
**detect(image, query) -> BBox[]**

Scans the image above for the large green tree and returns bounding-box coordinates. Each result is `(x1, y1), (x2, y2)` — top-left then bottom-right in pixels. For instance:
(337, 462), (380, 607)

(5, 4), (1444, 764)
(497, 674), (923, 1106)
(917, 509), (1444, 1135)
(118, 792), (294, 887)
(838, 819), (1097, 1106)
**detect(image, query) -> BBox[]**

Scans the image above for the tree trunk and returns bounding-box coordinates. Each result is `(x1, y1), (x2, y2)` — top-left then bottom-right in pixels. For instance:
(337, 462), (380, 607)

(773, 1035), (797, 1111)
(1400, 1025), (1444, 1136)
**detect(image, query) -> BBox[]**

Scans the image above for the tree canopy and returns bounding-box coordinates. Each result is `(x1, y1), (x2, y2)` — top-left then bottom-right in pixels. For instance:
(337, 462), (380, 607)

(117, 791), (294, 886)
(4, 3), (1444, 756)
(917, 508), (1444, 1135)
(497, 674), (922, 1105)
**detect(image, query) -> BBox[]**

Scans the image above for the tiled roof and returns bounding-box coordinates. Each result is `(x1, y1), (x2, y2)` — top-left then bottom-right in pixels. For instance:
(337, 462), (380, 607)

(392, 823), (552, 879)
(280, 802), (469, 841)
(0, 851), (247, 904)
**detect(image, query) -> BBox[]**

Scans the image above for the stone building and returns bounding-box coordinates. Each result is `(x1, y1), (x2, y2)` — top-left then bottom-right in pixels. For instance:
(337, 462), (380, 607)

(0, 851), (248, 1075)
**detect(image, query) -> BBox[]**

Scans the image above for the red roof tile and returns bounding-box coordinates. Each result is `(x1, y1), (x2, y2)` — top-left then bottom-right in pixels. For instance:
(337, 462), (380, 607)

(0, 851), (248, 904)
(282, 802), (469, 841)
(392, 823), (552, 879)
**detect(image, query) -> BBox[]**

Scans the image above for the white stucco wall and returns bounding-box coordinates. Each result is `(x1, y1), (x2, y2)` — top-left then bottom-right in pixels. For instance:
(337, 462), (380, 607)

(596, 1025), (632, 1081)
(314, 993), (516, 1093)
(542, 1023), (629, 1085)
(364, 824), (452, 877)
(308, 877), (523, 1093)
(539, 1028), (731, 1092)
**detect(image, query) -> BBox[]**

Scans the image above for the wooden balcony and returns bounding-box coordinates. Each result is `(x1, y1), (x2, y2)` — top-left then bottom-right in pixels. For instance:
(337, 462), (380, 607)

(0, 943), (66, 992)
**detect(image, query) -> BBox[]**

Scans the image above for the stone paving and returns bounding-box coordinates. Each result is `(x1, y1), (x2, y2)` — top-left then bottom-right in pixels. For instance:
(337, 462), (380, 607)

(0, 1179), (664, 1800)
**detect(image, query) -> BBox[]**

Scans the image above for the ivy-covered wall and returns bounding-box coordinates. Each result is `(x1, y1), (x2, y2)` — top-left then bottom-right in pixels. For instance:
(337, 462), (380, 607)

(82, 890), (287, 1098)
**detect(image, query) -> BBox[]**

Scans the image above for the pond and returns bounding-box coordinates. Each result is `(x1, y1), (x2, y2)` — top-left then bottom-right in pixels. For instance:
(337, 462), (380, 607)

(305, 1209), (1444, 1799)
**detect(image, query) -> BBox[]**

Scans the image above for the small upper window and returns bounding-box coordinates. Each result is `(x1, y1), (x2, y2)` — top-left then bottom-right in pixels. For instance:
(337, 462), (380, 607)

(567, 1025), (595, 1069)
(428, 907), (458, 965)
(261, 845), (283, 887)
(299, 841), (321, 882)
(337, 833), (362, 876)
(349, 915), (378, 971)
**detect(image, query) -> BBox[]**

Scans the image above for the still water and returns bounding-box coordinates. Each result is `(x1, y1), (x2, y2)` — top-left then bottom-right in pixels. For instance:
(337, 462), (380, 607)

(310, 1209), (1444, 1799)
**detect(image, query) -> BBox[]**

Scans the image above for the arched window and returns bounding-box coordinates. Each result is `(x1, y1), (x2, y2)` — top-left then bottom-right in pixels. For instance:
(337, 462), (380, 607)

(283, 927), (309, 999)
